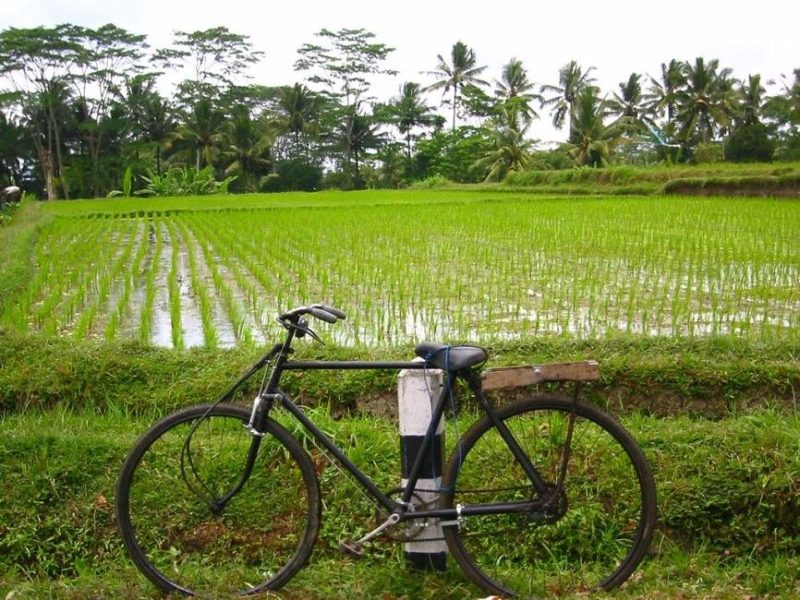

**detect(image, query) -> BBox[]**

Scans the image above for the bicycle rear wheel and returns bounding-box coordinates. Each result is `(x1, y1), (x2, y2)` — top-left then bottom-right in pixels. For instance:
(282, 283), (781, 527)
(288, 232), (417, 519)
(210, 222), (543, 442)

(442, 394), (656, 598)
(116, 403), (320, 596)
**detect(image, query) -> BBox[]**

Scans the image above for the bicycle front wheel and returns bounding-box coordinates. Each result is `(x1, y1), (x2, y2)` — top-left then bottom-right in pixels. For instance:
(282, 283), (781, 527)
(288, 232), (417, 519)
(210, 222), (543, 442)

(442, 394), (656, 598)
(116, 403), (321, 596)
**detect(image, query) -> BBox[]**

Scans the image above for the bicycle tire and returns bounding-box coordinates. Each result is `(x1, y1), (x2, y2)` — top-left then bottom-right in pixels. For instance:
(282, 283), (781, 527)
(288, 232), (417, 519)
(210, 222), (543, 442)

(116, 403), (321, 596)
(441, 394), (656, 598)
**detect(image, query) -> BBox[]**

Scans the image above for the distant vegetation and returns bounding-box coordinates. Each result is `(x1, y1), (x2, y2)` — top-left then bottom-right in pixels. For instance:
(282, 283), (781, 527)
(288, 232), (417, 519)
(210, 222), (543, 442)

(0, 25), (799, 199)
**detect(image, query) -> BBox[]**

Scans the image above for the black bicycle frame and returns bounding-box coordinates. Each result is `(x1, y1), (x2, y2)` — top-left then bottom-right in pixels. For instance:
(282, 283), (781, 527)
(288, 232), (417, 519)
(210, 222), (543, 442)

(217, 325), (548, 522)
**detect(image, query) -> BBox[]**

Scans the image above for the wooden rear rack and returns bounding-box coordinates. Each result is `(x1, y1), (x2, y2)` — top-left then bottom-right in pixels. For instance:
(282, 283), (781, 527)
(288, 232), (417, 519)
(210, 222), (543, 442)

(481, 360), (600, 390)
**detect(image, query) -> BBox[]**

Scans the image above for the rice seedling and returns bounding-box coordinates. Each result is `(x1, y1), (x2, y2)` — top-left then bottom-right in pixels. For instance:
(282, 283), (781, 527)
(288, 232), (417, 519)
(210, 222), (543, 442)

(138, 218), (163, 344)
(3, 193), (798, 347)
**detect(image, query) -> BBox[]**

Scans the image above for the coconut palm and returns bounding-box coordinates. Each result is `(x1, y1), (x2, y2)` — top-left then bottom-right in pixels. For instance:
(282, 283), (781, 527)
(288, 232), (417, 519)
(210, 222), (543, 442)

(425, 41), (488, 131)
(222, 105), (273, 192)
(566, 86), (619, 167)
(645, 59), (686, 138)
(541, 60), (596, 140)
(336, 104), (384, 187)
(674, 57), (735, 144)
(271, 83), (321, 161)
(494, 58), (542, 125)
(474, 104), (534, 181)
(174, 98), (226, 170)
(736, 74), (766, 126)
(123, 74), (174, 175)
(387, 82), (440, 160)
(607, 73), (656, 134)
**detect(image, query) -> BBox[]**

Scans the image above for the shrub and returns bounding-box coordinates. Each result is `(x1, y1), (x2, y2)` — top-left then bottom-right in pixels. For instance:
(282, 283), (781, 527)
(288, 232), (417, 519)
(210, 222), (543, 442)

(137, 167), (236, 197)
(692, 143), (725, 164)
(726, 124), (775, 163)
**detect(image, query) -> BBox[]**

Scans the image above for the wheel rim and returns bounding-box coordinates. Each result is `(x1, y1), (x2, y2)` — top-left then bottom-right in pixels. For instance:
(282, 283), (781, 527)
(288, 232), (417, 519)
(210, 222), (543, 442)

(444, 402), (652, 598)
(119, 408), (316, 596)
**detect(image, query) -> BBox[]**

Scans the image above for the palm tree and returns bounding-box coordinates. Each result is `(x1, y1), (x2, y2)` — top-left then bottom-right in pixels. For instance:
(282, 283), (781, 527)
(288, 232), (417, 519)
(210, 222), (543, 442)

(541, 60), (596, 140)
(474, 104), (534, 181)
(174, 98), (225, 170)
(608, 73), (656, 134)
(567, 87), (619, 167)
(645, 59), (686, 139)
(123, 74), (174, 175)
(425, 41), (488, 131)
(336, 104), (384, 187)
(494, 58), (542, 125)
(274, 83), (320, 150)
(737, 74), (766, 126)
(387, 82), (439, 160)
(222, 105), (274, 192)
(674, 57), (735, 144)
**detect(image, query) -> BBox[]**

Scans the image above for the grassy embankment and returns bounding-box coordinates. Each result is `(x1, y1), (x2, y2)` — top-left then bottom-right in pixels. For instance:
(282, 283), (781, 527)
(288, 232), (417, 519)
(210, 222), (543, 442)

(496, 162), (800, 196)
(1, 192), (799, 597)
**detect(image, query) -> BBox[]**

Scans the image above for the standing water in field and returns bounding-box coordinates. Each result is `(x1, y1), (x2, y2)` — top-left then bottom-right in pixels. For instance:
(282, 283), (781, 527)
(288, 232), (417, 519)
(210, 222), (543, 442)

(3, 195), (798, 348)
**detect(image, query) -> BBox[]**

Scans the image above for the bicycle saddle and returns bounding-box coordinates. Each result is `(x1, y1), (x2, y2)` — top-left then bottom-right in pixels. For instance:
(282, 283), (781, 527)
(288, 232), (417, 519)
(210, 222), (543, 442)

(414, 342), (488, 371)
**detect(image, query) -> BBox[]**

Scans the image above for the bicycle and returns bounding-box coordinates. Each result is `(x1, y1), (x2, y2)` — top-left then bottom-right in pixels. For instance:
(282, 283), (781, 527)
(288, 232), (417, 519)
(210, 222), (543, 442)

(116, 303), (657, 598)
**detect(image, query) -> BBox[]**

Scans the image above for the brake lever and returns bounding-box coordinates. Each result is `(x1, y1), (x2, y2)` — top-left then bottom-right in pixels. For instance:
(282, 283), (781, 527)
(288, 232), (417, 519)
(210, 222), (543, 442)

(305, 327), (324, 344)
(294, 320), (324, 344)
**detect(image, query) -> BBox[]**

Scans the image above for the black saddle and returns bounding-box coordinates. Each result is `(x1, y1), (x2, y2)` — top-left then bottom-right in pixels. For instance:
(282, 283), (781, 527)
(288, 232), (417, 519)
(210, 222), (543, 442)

(414, 342), (488, 372)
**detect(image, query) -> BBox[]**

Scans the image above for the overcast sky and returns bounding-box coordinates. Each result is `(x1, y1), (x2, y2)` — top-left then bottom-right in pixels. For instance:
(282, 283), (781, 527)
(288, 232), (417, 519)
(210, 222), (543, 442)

(2, 0), (798, 143)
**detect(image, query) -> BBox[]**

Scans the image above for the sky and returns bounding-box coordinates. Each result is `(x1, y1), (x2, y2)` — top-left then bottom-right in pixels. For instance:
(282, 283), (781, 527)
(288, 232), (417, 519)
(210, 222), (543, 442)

(2, 0), (798, 144)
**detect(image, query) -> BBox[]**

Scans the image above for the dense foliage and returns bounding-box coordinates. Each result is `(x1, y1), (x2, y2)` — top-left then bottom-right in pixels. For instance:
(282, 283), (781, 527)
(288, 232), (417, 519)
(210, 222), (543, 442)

(0, 24), (799, 198)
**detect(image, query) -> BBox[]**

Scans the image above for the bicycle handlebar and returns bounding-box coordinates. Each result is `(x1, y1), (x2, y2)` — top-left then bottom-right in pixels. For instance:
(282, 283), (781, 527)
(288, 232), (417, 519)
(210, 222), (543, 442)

(278, 303), (348, 325)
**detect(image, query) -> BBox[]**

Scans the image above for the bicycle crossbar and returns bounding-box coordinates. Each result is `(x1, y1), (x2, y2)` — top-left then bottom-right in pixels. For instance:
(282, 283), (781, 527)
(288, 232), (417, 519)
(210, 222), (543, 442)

(284, 360), (426, 371)
(481, 360), (601, 390)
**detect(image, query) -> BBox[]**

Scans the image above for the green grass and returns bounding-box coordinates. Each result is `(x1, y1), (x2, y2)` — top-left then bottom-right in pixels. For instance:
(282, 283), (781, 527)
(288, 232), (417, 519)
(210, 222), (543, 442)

(1, 330), (798, 416)
(1, 406), (798, 598)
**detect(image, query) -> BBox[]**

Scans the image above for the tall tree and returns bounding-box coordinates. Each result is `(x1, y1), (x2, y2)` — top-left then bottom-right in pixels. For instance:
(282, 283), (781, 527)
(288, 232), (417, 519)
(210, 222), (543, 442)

(646, 59), (686, 140)
(0, 25), (83, 198)
(674, 57), (735, 144)
(494, 58), (542, 125)
(608, 73), (656, 134)
(567, 86), (619, 166)
(155, 27), (263, 107)
(383, 82), (440, 160)
(335, 104), (384, 187)
(425, 41), (488, 131)
(271, 83), (321, 161)
(70, 24), (148, 196)
(474, 104), (534, 181)
(541, 60), (596, 141)
(122, 73), (175, 175)
(736, 73), (766, 126)
(222, 105), (273, 192)
(173, 98), (225, 170)
(294, 28), (396, 106)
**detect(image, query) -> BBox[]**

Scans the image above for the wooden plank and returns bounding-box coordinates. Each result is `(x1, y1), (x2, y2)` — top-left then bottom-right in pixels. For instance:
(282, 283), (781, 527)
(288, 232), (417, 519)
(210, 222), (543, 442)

(481, 360), (600, 390)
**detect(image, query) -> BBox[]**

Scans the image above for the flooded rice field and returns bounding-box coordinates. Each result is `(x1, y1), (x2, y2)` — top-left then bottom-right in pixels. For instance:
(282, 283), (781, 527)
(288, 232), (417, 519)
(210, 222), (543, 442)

(4, 195), (799, 347)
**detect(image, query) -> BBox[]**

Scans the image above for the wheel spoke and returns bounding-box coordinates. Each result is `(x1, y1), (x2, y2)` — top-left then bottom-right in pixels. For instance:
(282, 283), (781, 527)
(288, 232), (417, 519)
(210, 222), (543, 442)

(116, 404), (320, 596)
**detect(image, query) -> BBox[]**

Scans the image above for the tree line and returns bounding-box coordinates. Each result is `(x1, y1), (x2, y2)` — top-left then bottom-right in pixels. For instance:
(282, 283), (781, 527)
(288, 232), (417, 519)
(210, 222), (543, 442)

(1, 24), (799, 199)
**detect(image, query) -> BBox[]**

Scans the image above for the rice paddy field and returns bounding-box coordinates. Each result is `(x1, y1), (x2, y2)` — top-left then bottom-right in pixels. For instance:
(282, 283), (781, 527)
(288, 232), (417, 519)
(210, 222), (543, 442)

(1, 190), (798, 348)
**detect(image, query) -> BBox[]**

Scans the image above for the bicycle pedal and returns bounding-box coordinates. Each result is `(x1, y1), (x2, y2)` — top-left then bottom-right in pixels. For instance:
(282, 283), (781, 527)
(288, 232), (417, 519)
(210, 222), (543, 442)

(338, 540), (365, 559)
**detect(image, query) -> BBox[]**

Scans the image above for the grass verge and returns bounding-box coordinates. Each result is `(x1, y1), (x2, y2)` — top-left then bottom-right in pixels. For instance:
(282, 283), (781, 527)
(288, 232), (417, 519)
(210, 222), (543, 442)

(1, 330), (797, 417)
(0, 407), (798, 598)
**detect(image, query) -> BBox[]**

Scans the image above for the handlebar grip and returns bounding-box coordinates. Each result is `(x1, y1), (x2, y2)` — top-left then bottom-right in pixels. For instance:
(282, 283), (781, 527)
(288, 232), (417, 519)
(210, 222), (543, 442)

(309, 306), (337, 323)
(318, 304), (347, 320)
